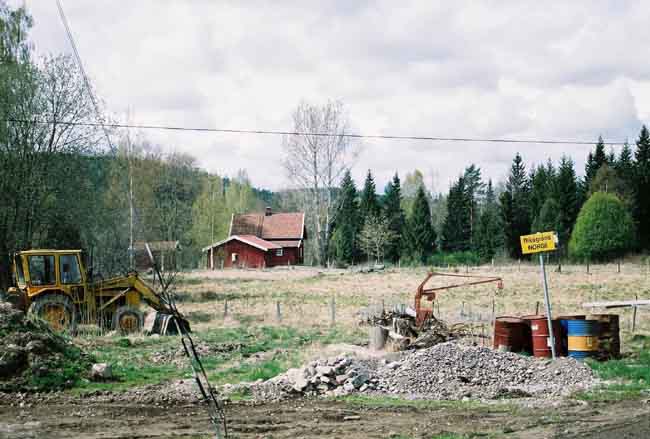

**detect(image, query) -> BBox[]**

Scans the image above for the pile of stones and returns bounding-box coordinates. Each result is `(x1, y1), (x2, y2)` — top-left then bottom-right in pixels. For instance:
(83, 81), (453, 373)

(374, 342), (595, 400)
(250, 356), (380, 400)
(250, 342), (595, 402)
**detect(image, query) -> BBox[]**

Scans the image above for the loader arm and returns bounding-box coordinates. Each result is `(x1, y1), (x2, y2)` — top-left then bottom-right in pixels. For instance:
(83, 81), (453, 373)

(94, 273), (173, 314)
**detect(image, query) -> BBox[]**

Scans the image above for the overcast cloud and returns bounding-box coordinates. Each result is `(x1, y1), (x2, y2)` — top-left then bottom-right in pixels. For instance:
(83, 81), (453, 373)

(13, 0), (650, 192)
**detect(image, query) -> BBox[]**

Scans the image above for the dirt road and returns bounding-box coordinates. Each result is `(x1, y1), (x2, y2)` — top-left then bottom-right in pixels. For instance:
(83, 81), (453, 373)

(1, 398), (649, 439)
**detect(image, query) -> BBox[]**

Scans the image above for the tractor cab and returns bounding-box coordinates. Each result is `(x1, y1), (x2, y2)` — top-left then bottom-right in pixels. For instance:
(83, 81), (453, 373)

(8, 250), (88, 331)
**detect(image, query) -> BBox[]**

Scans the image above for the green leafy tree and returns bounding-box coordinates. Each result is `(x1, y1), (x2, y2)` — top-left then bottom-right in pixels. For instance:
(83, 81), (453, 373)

(383, 172), (405, 262)
(500, 153), (531, 258)
(330, 170), (359, 264)
(569, 192), (635, 261)
(405, 186), (436, 263)
(358, 214), (397, 264)
(532, 197), (560, 233)
(634, 125), (650, 249)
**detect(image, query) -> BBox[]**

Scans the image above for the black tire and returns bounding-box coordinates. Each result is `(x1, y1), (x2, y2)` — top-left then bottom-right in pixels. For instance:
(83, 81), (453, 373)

(112, 306), (143, 334)
(28, 294), (77, 334)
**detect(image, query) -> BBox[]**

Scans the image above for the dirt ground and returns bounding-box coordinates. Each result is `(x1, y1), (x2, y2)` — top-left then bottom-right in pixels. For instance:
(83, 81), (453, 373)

(1, 398), (649, 439)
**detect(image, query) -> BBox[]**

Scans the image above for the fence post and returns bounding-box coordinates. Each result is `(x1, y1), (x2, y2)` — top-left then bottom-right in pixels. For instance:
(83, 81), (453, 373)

(586, 262), (590, 274)
(632, 294), (638, 333)
(329, 297), (336, 326)
(276, 301), (282, 322)
(617, 260), (621, 274)
(535, 301), (540, 315)
(518, 259), (521, 272)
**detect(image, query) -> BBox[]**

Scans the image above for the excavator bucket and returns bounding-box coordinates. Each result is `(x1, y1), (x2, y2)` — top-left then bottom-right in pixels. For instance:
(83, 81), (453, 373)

(144, 311), (191, 335)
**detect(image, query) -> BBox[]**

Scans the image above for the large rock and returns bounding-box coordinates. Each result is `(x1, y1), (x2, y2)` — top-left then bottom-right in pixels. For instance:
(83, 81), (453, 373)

(0, 344), (27, 378)
(91, 363), (113, 381)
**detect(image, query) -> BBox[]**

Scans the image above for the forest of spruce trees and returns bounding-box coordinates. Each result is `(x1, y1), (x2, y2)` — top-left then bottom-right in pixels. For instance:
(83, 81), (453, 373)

(328, 127), (650, 266)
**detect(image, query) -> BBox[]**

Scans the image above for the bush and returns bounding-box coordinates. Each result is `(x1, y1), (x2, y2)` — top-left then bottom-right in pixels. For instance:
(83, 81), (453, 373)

(569, 192), (635, 261)
(428, 251), (482, 267)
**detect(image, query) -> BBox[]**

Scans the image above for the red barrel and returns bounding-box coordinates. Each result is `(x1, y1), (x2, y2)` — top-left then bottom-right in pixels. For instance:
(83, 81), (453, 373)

(523, 315), (562, 358)
(493, 317), (531, 353)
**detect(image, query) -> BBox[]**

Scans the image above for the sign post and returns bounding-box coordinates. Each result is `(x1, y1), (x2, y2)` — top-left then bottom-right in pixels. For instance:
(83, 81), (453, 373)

(520, 231), (559, 359)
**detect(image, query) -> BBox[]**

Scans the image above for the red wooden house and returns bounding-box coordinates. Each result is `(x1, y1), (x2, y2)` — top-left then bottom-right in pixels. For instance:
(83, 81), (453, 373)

(202, 208), (306, 269)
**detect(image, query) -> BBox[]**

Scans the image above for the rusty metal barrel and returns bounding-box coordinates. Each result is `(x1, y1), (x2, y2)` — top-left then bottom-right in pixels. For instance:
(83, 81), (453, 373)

(567, 319), (599, 360)
(523, 315), (562, 358)
(493, 317), (531, 353)
(587, 314), (620, 360)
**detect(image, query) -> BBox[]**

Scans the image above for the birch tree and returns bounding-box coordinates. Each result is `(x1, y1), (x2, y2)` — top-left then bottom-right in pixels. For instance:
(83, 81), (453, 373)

(283, 100), (359, 265)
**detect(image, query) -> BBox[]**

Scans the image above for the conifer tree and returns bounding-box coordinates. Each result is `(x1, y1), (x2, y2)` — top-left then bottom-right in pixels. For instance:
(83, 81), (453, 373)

(383, 172), (405, 262)
(462, 165), (485, 248)
(405, 185), (436, 263)
(359, 169), (380, 224)
(529, 160), (555, 225)
(475, 180), (501, 260)
(585, 136), (608, 189)
(330, 170), (359, 263)
(553, 156), (580, 249)
(500, 153), (530, 258)
(442, 176), (471, 251)
(634, 125), (650, 249)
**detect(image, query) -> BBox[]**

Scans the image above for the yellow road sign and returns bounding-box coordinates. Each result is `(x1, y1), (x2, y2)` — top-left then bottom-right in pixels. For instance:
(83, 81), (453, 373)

(520, 231), (558, 254)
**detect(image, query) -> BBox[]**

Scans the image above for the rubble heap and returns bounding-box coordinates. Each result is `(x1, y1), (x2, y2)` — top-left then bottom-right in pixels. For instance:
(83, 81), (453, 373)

(251, 356), (379, 401)
(251, 342), (595, 402)
(375, 342), (595, 399)
(0, 302), (93, 392)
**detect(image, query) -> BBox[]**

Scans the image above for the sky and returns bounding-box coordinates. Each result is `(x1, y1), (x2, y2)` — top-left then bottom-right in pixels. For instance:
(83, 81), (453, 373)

(12, 0), (650, 192)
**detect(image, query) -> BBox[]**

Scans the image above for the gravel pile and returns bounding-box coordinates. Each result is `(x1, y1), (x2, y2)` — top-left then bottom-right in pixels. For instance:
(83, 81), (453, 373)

(375, 342), (595, 399)
(251, 342), (595, 402)
(150, 342), (243, 366)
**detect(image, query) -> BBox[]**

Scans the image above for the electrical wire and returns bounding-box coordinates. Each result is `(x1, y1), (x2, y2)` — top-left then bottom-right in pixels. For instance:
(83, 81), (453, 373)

(3, 118), (628, 145)
(55, 0), (115, 151)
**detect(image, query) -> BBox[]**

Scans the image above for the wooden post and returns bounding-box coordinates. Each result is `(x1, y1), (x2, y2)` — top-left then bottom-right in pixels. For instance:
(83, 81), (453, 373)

(369, 326), (388, 350)
(461, 301), (465, 317)
(224, 299), (228, 318)
(491, 258), (494, 270)
(276, 301), (282, 322)
(465, 265), (469, 274)
(632, 294), (638, 333)
(535, 301), (540, 315)
(491, 298), (495, 323)
(518, 259), (521, 272)
(586, 262), (590, 274)
(329, 297), (336, 326)
(617, 260), (621, 274)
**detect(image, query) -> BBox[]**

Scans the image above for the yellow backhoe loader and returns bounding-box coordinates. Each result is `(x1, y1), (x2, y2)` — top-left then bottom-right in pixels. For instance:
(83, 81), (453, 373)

(4, 249), (188, 334)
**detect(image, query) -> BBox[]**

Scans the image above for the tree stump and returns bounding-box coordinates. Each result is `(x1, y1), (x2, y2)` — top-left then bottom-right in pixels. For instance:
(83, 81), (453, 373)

(369, 326), (388, 350)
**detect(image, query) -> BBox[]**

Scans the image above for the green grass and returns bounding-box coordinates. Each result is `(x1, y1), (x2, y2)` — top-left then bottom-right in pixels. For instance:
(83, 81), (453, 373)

(577, 336), (650, 402)
(70, 325), (365, 393)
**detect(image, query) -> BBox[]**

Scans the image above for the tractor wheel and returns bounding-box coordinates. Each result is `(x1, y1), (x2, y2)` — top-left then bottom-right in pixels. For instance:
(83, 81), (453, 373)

(112, 306), (143, 334)
(28, 294), (77, 333)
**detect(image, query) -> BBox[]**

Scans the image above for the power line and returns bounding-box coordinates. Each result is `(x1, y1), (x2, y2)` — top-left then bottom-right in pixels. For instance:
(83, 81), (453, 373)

(55, 0), (115, 151)
(3, 118), (628, 146)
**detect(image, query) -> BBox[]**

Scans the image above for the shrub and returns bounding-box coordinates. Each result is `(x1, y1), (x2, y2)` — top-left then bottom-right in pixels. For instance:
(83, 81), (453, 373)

(569, 192), (635, 261)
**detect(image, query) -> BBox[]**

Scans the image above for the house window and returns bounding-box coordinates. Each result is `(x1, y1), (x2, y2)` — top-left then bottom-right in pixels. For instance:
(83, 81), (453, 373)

(231, 253), (238, 262)
(276, 248), (283, 257)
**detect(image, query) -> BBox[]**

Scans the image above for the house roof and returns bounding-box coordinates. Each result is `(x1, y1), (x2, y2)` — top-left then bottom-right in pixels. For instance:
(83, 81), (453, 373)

(202, 235), (281, 252)
(230, 212), (305, 240)
(270, 240), (302, 248)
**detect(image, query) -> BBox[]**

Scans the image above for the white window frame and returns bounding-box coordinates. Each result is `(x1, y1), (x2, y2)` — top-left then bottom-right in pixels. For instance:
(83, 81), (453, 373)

(276, 248), (283, 257)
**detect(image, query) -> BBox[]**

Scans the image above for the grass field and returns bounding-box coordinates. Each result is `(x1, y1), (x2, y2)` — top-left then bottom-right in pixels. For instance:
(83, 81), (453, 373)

(65, 261), (650, 396)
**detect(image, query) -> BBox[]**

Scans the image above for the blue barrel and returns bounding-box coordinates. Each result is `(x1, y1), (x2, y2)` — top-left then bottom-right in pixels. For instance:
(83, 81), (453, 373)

(567, 320), (599, 360)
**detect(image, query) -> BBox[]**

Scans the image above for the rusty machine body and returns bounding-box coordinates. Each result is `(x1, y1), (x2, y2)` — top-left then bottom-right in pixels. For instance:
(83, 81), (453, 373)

(414, 271), (503, 326)
(5, 249), (187, 334)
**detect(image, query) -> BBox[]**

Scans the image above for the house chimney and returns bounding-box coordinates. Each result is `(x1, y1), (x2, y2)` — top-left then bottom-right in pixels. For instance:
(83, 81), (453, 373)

(265, 206), (272, 216)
